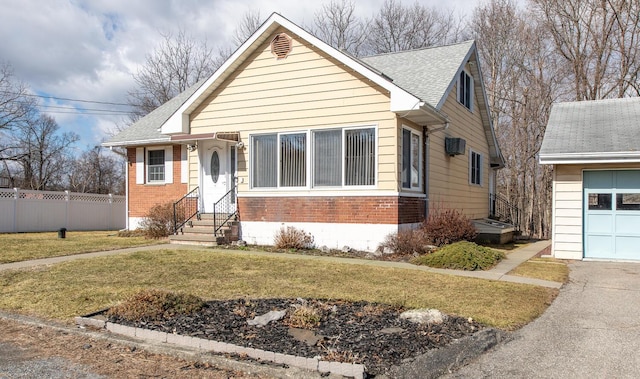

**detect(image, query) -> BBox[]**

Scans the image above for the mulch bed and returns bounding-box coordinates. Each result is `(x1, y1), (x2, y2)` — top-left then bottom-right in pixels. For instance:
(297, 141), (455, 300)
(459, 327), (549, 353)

(106, 298), (483, 377)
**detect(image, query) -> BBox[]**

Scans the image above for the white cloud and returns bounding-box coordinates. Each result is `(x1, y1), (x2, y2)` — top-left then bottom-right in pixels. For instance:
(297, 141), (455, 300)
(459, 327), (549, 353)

(1, 0), (485, 150)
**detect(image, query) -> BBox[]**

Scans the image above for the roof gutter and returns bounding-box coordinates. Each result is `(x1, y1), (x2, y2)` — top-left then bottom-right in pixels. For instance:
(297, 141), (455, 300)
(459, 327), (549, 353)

(418, 102), (448, 124)
(101, 137), (171, 148)
(539, 151), (640, 165)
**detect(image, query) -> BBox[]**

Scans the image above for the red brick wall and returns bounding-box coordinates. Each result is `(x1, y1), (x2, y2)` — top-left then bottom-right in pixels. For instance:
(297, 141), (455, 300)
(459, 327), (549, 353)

(127, 146), (187, 218)
(238, 196), (425, 225)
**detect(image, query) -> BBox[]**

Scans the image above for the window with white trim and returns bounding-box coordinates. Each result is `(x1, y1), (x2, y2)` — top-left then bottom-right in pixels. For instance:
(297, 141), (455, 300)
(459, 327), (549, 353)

(147, 149), (165, 182)
(470, 150), (482, 186)
(280, 133), (306, 187)
(344, 128), (375, 186)
(402, 127), (422, 189)
(458, 70), (473, 110)
(251, 127), (376, 189)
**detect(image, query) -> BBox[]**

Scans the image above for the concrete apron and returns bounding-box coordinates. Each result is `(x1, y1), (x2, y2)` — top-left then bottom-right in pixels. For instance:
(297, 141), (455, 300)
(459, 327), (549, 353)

(444, 260), (640, 378)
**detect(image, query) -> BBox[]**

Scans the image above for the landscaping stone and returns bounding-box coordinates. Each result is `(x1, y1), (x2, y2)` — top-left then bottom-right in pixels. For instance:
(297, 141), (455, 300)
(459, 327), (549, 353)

(400, 308), (446, 324)
(246, 310), (286, 327)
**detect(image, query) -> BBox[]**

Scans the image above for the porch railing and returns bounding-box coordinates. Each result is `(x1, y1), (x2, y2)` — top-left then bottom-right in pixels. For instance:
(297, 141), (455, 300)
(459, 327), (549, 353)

(213, 186), (238, 235)
(489, 193), (521, 232)
(173, 186), (199, 234)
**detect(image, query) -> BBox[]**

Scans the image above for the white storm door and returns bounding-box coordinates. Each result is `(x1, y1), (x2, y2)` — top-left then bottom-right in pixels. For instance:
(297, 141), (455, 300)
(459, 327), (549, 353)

(201, 140), (229, 213)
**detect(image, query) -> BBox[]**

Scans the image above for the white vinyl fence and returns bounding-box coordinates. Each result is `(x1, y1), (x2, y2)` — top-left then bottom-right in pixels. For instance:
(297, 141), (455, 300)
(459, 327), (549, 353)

(0, 188), (125, 233)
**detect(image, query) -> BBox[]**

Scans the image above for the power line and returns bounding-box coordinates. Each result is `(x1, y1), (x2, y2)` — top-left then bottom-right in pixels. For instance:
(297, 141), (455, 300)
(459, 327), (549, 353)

(0, 90), (132, 107)
(36, 104), (133, 114)
(43, 110), (133, 116)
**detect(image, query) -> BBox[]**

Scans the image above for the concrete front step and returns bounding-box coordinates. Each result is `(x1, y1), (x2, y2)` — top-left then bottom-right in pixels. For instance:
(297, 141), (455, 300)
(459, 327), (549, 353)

(181, 227), (219, 235)
(169, 233), (225, 246)
(171, 213), (239, 247)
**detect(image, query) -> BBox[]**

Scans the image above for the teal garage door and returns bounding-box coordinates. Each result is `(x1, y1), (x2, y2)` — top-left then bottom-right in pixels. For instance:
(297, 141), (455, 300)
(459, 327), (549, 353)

(584, 170), (640, 260)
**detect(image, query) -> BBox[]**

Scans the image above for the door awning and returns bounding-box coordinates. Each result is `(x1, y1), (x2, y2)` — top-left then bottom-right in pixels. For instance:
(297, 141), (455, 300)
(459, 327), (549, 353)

(170, 132), (240, 143)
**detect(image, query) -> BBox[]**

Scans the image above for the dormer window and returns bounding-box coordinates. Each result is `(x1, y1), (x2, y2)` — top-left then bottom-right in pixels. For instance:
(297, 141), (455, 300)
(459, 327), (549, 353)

(458, 70), (473, 111)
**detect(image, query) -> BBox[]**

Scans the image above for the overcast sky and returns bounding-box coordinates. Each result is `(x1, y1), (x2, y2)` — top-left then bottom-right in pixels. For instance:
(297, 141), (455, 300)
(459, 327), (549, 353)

(0, 0), (484, 151)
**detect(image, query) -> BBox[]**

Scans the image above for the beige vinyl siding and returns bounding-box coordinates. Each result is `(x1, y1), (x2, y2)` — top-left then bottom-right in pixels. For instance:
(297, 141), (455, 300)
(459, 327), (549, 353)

(551, 163), (640, 259)
(189, 28), (396, 193)
(188, 150), (198, 192)
(426, 69), (491, 219)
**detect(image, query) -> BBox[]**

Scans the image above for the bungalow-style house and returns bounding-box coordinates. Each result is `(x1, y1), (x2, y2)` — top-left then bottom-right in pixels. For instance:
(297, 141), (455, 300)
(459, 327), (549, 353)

(104, 13), (504, 251)
(540, 97), (640, 260)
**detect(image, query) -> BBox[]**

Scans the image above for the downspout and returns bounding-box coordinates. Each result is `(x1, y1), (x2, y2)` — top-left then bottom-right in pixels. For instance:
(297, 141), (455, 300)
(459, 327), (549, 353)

(109, 146), (129, 231)
(423, 122), (449, 220)
(422, 126), (429, 220)
(125, 153), (129, 230)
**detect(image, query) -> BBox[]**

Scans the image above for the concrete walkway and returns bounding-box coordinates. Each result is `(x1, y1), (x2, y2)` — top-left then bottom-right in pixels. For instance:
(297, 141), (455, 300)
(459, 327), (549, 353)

(0, 240), (558, 288)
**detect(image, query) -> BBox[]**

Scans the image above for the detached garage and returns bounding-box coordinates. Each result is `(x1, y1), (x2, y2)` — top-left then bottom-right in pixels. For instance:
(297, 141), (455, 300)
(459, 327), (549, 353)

(540, 98), (640, 260)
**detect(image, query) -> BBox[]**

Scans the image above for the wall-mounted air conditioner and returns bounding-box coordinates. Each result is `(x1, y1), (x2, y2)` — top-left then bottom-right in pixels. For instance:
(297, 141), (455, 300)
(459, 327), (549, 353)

(445, 137), (466, 156)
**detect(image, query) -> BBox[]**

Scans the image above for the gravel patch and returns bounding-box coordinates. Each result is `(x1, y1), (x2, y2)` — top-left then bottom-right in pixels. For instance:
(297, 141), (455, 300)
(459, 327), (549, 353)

(0, 342), (105, 379)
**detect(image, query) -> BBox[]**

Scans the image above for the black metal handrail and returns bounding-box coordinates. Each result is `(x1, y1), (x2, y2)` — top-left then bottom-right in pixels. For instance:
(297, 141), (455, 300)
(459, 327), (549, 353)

(489, 193), (521, 232)
(213, 186), (237, 235)
(173, 186), (199, 234)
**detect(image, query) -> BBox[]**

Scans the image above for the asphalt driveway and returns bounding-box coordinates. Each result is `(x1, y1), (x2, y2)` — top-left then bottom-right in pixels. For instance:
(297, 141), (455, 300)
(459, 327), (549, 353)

(446, 260), (640, 378)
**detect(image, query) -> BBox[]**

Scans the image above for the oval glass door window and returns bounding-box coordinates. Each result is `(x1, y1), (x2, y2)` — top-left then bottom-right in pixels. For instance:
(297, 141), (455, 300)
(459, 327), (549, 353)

(210, 151), (220, 183)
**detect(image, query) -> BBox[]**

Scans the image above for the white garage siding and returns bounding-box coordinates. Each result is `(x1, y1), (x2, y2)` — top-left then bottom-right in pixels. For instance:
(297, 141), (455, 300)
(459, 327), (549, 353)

(551, 164), (640, 260)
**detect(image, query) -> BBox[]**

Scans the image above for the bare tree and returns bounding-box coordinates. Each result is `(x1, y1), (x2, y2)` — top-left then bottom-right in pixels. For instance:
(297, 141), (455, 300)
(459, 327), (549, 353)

(470, 0), (560, 238)
(311, 0), (368, 56)
(68, 146), (125, 194)
(9, 115), (79, 191)
(127, 29), (218, 119)
(0, 62), (36, 131)
(531, 0), (640, 100)
(366, 0), (464, 54)
(232, 10), (265, 47)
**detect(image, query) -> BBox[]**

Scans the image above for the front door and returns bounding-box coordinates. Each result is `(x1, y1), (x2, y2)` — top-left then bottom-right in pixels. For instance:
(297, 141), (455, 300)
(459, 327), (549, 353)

(201, 140), (236, 213)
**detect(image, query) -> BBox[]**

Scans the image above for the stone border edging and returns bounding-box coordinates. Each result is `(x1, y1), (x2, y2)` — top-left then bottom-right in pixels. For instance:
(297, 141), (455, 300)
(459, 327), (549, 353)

(75, 316), (364, 379)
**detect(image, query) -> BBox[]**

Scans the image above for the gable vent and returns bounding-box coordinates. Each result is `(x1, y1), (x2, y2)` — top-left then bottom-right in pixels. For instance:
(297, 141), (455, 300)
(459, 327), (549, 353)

(271, 33), (292, 59)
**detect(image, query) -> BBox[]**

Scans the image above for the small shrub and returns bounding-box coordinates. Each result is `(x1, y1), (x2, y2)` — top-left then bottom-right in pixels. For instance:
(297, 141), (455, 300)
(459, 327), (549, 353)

(378, 229), (432, 256)
(106, 289), (204, 322)
(286, 304), (322, 329)
(274, 226), (314, 249)
(139, 202), (175, 238)
(422, 209), (478, 246)
(411, 241), (505, 271)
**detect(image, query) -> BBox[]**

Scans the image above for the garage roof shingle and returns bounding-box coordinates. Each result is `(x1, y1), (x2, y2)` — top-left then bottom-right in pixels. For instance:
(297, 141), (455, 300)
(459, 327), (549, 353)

(540, 97), (640, 164)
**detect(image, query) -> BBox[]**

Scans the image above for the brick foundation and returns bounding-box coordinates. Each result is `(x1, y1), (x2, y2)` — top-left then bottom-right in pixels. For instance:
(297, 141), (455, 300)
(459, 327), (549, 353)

(238, 196), (425, 225)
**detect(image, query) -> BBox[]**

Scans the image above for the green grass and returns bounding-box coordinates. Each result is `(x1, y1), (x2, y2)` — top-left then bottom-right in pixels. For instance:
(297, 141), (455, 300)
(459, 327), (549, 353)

(0, 231), (166, 263)
(508, 258), (569, 283)
(0, 249), (557, 330)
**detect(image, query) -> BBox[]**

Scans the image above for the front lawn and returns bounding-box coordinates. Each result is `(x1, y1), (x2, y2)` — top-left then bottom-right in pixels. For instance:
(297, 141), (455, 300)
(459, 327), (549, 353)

(0, 249), (557, 330)
(508, 258), (569, 283)
(0, 231), (166, 264)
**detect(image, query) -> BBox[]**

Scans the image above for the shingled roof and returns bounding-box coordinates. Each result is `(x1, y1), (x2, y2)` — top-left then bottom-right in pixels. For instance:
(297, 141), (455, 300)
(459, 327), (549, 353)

(104, 79), (206, 147)
(359, 40), (475, 110)
(540, 97), (640, 164)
